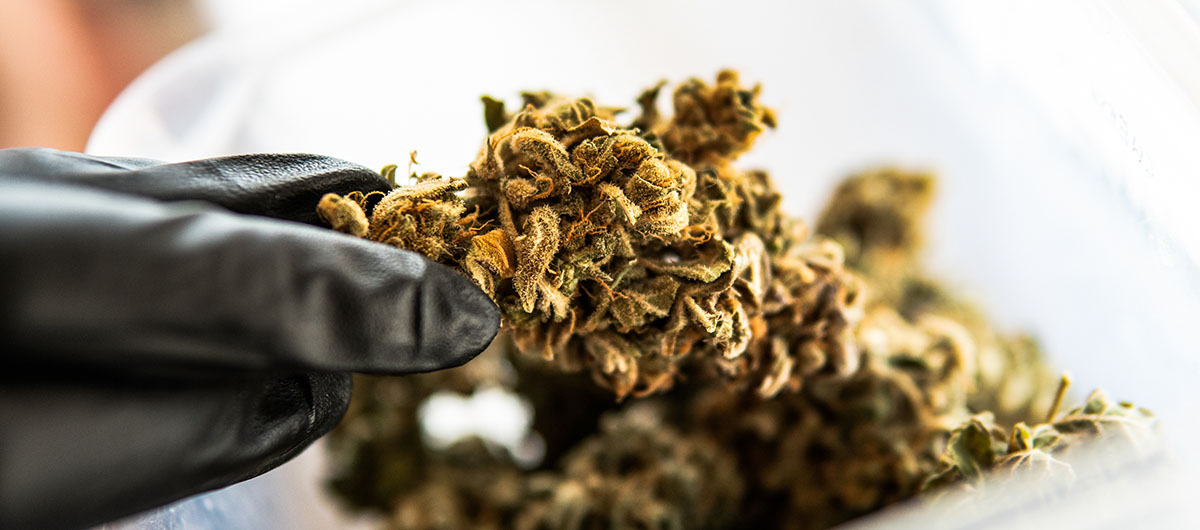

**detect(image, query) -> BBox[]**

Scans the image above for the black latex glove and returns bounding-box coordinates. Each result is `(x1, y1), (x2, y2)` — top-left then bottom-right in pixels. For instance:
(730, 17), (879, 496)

(0, 148), (499, 530)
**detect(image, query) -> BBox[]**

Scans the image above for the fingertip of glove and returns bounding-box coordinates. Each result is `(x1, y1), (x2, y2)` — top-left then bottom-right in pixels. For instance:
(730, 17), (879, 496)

(412, 262), (500, 372)
(300, 372), (354, 437)
(252, 372), (352, 447)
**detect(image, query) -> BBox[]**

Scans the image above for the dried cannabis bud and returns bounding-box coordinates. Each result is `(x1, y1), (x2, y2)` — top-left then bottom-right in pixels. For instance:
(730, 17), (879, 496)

(814, 169), (1060, 426)
(686, 306), (973, 530)
(325, 341), (516, 511)
(319, 71), (1157, 530)
(389, 437), (526, 530)
(319, 71), (859, 400)
(816, 168), (935, 281)
(921, 376), (1158, 498)
(516, 406), (743, 530)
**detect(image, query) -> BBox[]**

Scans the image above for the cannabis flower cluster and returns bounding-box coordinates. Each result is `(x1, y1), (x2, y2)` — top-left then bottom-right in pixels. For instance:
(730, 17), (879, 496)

(319, 71), (858, 400)
(318, 72), (1157, 530)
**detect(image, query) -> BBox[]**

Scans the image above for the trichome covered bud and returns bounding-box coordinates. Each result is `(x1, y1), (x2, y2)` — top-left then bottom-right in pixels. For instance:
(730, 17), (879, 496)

(322, 71), (860, 400)
(318, 71), (1159, 530)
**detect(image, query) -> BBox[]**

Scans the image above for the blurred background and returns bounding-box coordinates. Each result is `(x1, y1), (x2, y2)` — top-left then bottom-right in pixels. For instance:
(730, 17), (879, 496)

(0, 0), (203, 150)
(5, 0), (1200, 528)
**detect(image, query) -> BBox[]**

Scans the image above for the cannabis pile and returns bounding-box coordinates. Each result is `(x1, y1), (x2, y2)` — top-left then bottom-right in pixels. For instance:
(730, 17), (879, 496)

(318, 72), (1157, 529)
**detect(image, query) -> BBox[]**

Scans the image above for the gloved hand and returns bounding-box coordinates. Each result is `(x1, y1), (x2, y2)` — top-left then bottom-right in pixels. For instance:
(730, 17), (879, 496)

(0, 148), (500, 530)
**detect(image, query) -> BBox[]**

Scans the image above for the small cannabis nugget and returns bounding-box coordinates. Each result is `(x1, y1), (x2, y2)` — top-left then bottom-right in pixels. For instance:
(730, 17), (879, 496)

(921, 375), (1157, 498)
(319, 71), (859, 400)
(319, 72), (1157, 530)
